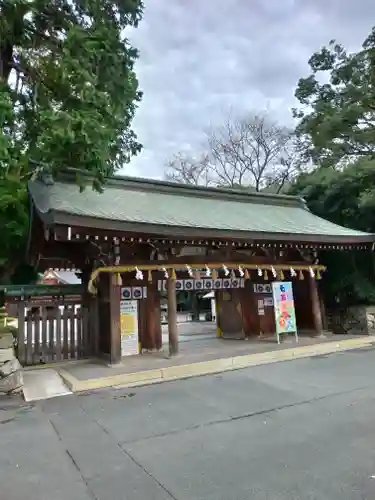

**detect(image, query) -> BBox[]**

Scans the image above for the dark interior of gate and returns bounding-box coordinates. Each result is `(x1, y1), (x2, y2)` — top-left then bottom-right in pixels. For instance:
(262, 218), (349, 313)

(20, 169), (375, 365)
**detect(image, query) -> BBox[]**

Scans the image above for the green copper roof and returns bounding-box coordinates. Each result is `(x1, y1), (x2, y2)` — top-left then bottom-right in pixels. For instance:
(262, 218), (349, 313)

(28, 175), (375, 244)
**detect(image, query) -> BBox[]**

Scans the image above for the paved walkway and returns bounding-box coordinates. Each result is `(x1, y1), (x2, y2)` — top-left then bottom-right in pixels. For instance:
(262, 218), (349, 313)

(23, 369), (72, 402)
(55, 334), (373, 393)
(161, 321), (217, 344)
(63, 335), (330, 377)
(3, 347), (375, 499)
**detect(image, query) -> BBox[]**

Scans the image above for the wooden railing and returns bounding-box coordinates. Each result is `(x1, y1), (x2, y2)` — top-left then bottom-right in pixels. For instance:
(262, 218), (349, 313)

(16, 297), (92, 365)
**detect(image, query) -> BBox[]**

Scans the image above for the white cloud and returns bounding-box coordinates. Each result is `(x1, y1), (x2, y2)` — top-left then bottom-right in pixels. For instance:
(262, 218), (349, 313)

(124, 0), (374, 178)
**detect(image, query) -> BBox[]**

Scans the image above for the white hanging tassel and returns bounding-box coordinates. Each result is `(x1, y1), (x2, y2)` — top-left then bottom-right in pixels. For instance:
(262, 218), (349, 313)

(205, 265), (211, 277)
(238, 266), (244, 277)
(186, 265), (193, 277)
(271, 266), (277, 278)
(135, 267), (143, 280)
(223, 265), (230, 276)
(257, 267), (263, 277)
(309, 266), (315, 277)
(290, 267), (297, 277)
(163, 267), (169, 279)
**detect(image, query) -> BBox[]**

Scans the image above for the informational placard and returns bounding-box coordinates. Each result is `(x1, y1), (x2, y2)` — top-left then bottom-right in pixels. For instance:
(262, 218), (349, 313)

(271, 282), (298, 344)
(257, 299), (265, 316)
(120, 300), (139, 356)
(264, 297), (274, 307)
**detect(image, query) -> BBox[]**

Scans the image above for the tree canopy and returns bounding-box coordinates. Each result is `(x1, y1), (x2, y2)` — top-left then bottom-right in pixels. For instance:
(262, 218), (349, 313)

(0, 0), (143, 282)
(291, 25), (375, 305)
(293, 26), (375, 168)
(289, 159), (375, 305)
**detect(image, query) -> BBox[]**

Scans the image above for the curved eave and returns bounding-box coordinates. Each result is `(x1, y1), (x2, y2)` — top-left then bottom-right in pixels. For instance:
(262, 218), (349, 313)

(47, 210), (375, 246)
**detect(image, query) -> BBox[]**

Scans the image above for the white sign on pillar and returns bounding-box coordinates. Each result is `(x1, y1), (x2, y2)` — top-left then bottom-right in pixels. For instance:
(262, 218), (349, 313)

(120, 300), (139, 356)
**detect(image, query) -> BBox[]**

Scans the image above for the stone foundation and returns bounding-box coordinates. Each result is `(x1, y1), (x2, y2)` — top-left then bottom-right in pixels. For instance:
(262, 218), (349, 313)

(327, 305), (375, 335)
(0, 333), (23, 395)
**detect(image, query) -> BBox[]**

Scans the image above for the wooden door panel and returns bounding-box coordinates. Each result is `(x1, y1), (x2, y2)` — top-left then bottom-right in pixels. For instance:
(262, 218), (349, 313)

(218, 290), (245, 339)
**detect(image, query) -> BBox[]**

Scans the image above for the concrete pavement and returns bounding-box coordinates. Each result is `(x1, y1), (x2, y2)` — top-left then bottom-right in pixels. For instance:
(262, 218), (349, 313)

(3, 347), (375, 499)
(58, 335), (375, 393)
(161, 321), (217, 344)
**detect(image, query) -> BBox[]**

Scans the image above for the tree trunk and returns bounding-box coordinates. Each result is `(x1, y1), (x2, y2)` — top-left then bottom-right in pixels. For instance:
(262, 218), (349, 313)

(0, 263), (18, 284)
(0, 42), (13, 82)
(0, 3), (29, 82)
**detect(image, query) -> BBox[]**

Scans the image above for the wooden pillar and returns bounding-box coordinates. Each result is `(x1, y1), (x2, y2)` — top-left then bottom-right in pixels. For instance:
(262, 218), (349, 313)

(167, 276), (179, 356)
(320, 294), (328, 331)
(109, 274), (121, 364)
(140, 285), (162, 351)
(309, 274), (323, 335)
(97, 274), (111, 360)
(81, 268), (98, 357)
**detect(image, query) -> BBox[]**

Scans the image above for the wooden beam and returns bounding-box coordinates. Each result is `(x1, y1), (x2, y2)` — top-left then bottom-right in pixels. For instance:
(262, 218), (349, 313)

(49, 224), (372, 250)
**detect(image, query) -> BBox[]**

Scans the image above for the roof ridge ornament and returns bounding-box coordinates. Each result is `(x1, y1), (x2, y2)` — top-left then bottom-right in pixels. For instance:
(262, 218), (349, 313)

(39, 171), (54, 186)
(28, 159), (55, 185)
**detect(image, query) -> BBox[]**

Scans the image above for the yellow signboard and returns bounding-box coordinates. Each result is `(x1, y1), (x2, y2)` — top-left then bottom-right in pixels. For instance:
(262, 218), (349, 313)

(120, 315), (136, 337)
(120, 300), (139, 356)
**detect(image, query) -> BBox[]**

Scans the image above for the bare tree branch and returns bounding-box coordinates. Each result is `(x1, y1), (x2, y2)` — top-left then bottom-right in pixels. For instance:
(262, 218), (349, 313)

(165, 112), (304, 192)
(165, 152), (212, 186)
(206, 113), (300, 191)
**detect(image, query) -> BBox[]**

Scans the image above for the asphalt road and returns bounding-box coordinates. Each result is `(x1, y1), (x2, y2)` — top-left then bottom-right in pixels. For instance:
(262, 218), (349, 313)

(3, 347), (375, 500)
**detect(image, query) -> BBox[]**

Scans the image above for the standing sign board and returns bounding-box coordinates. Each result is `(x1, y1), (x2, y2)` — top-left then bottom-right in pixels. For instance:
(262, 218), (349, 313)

(120, 300), (139, 356)
(271, 281), (298, 344)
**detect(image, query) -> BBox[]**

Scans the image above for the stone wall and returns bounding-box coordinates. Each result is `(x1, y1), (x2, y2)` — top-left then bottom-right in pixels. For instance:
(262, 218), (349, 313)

(0, 333), (23, 395)
(327, 305), (375, 335)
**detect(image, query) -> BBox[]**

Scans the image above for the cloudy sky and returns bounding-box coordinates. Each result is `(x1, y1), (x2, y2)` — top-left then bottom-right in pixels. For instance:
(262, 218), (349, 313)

(125, 0), (374, 179)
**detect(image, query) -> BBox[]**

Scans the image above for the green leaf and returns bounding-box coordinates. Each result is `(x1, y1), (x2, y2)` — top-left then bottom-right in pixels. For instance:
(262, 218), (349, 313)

(294, 26), (375, 167)
(0, 0), (144, 282)
(289, 159), (375, 305)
